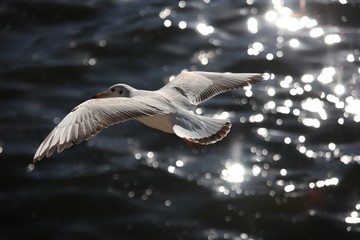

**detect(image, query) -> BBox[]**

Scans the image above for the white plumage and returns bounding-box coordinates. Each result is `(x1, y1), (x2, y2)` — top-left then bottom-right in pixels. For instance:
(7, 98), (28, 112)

(34, 71), (262, 161)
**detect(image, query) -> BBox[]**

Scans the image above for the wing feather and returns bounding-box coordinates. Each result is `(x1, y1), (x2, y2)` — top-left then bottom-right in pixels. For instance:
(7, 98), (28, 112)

(162, 71), (263, 105)
(34, 97), (166, 161)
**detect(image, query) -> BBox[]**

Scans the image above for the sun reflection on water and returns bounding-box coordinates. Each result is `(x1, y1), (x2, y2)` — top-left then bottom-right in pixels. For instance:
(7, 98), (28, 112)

(324, 34), (341, 45)
(196, 23), (214, 36)
(301, 98), (327, 120)
(345, 211), (360, 224)
(247, 17), (258, 34)
(221, 162), (245, 183)
(151, 2), (360, 229)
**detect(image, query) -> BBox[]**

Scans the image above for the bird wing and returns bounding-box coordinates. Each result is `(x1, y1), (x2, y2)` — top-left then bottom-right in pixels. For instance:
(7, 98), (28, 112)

(34, 97), (167, 161)
(161, 71), (262, 105)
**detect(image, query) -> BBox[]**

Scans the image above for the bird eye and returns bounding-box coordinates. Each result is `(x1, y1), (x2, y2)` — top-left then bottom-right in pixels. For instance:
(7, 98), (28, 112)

(111, 88), (115, 92)
(119, 89), (123, 94)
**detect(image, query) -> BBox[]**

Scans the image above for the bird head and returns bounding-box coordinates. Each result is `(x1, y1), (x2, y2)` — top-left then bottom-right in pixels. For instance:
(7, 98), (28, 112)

(93, 84), (134, 98)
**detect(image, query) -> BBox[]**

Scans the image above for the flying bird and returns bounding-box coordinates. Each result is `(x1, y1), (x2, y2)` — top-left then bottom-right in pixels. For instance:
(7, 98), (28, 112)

(34, 71), (262, 161)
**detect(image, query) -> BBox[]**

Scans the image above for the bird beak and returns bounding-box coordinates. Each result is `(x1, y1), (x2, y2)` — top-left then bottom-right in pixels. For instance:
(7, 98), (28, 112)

(93, 92), (108, 98)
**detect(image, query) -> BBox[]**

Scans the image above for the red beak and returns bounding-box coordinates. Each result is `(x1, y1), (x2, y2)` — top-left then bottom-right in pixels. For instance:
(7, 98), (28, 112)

(93, 92), (107, 98)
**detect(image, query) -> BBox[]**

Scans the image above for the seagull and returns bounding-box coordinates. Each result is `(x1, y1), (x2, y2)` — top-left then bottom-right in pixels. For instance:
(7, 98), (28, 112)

(33, 71), (262, 161)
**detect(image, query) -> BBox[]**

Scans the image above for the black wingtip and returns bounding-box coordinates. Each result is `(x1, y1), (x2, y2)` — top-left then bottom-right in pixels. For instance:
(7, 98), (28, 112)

(33, 153), (43, 162)
(245, 74), (263, 87)
(251, 73), (264, 82)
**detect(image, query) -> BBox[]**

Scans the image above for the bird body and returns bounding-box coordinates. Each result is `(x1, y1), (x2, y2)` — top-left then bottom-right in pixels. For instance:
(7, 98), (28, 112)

(34, 71), (262, 161)
(138, 114), (174, 133)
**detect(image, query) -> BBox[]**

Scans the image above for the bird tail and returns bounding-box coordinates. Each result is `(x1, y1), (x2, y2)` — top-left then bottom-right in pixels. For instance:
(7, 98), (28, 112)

(172, 111), (232, 146)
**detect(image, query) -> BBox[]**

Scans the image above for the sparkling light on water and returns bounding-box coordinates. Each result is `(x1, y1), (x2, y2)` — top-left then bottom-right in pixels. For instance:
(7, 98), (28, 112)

(310, 27), (324, 38)
(284, 184), (295, 192)
(284, 137), (291, 144)
(249, 114), (264, 123)
(247, 17), (258, 34)
(345, 211), (360, 224)
(257, 128), (268, 138)
(334, 84), (345, 95)
(298, 135), (306, 143)
(134, 152), (142, 160)
(301, 74), (314, 83)
(318, 67), (336, 84)
(280, 76), (293, 88)
(196, 23), (214, 36)
(159, 7), (171, 19)
(347, 54), (355, 62)
(308, 177), (339, 189)
(301, 98), (327, 120)
(178, 21), (187, 29)
(324, 34), (341, 45)
(164, 19), (172, 27)
(252, 165), (261, 176)
(301, 118), (321, 128)
(147, 151), (154, 158)
(178, 1), (186, 8)
(264, 1), (318, 32)
(266, 53), (274, 60)
(267, 87), (275, 96)
(26, 163), (35, 173)
(221, 163), (245, 183)
(265, 10), (277, 22)
(339, 0), (348, 4)
(247, 42), (264, 56)
(289, 38), (300, 48)
(176, 160), (184, 167)
(345, 97), (360, 121)
(168, 165), (175, 173)
(98, 40), (107, 47)
(87, 58), (96, 66)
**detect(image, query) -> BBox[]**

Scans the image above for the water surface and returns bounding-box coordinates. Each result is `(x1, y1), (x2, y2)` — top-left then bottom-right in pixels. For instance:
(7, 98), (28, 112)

(1, 0), (360, 239)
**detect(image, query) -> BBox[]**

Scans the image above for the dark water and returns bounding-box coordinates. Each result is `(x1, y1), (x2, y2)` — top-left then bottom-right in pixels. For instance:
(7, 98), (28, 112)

(1, 0), (360, 239)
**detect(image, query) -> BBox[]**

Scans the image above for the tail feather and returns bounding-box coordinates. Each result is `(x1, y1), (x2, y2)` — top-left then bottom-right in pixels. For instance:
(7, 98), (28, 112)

(185, 121), (231, 145)
(172, 111), (232, 146)
(183, 138), (202, 149)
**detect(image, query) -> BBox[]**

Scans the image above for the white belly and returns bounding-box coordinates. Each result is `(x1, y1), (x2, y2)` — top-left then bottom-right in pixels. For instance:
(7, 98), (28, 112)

(137, 114), (174, 133)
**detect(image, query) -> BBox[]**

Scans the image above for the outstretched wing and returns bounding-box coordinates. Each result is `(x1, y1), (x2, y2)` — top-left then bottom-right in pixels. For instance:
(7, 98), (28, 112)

(161, 71), (262, 105)
(34, 97), (166, 161)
